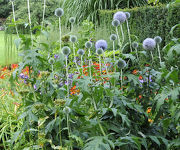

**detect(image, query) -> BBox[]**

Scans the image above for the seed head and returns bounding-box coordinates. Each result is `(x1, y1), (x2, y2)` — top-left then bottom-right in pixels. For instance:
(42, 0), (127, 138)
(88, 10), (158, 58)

(154, 36), (162, 44)
(69, 17), (76, 24)
(95, 40), (108, 51)
(112, 19), (120, 27)
(132, 42), (139, 49)
(85, 41), (92, 49)
(77, 49), (85, 56)
(113, 11), (127, 23)
(55, 8), (64, 17)
(70, 35), (77, 43)
(110, 34), (117, 41)
(143, 38), (156, 50)
(125, 12), (130, 19)
(48, 58), (55, 65)
(62, 46), (71, 56)
(63, 106), (71, 114)
(117, 59), (126, 69)
(96, 48), (104, 55)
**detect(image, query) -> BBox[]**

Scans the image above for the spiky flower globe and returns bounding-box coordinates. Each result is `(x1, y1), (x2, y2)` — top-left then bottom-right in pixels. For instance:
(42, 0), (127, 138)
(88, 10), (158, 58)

(112, 19), (120, 27)
(143, 38), (156, 50)
(69, 17), (75, 24)
(132, 42), (139, 49)
(125, 12), (130, 19)
(55, 8), (64, 17)
(62, 46), (71, 56)
(77, 49), (85, 56)
(154, 36), (162, 44)
(85, 41), (92, 49)
(48, 58), (55, 65)
(95, 40), (108, 51)
(70, 35), (77, 43)
(96, 48), (104, 55)
(63, 106), (71, 114)
(110, 34), (117, 41)
(117, 59), (126, 69)
(113, 11), (127, 23)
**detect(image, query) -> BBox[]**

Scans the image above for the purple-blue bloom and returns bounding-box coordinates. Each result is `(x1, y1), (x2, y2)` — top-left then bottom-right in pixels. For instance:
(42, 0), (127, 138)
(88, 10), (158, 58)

(54, 54), (59, 59)
(113, 11), (127, 23)
(19, 73), (25, 79)
(34, 84), (37, 91)
(143, 38), (156, 50)
(95, 40), (108, 50)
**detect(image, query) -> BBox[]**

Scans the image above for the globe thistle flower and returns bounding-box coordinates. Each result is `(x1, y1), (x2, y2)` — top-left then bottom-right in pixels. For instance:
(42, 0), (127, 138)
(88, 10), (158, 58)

(96, 48), (104, 55)
(143, 38), (156, 50)
(132, 42), (139, 49)
(125, 12), (130, 19)
(77, 49), (85, 56)
(113, 11), (127, 23)
(110, 34), (117, 41)
(55, 8), (64, 17)
(63, 106), (71, 114)
(95, 40), (108, 51)
(70, 35), (77, 43)
(154, 36), (162, 44)
(117, 59), (126, 69)
(62, 46), (71, 56)
(69, 17), (76, 24)
(112, 19), (120, 27)
(85, 41), (92, 49)
(48, 58), (55, 65)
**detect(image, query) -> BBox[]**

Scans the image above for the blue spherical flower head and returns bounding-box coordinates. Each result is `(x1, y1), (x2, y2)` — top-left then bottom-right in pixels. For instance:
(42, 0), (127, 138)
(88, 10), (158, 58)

(95, 40), (108, 51)
(70, 35), (77, 43)
(154, 36), (162, 44)
(55, 8), (64, 17)
(62, 46), (71, 56)
(69, 17), (76, 24)
(125, 12), (130, 19)
(48, 58), (55, 65)
(110, 34), (117, 41)
(113, 11), (127, 23)
(77, 49), (85, 56)
(85, 41), (92, 49)
(63, 106), (71, 114)
(132, 42), (139, 48)
(117, 59), (126, 69)
(112, 19), (120, 27)
(96, 48), (104, 55)
(143, 38), (156, 50)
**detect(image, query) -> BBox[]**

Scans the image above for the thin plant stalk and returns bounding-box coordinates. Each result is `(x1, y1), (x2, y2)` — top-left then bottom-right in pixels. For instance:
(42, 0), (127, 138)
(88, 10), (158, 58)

(59, 17), (62, 52)
(99, 56), (101, 75)
(51, 64), (53, 72)
(65, 56), (69, 99)
(157, 44), (162, 63)
(59, 113), (62, 147)
(150, 51), (154, 63)
(135, 48), (139, 61)
(73, 44), (80, 73)
(11, 1), (19, 38)
(88, 49), (92, 78)
(71, 23), (73, 32)
(41, 0), (46, 30)
(81, 55), (83, 74)
(27, 0), (33, 46)
(121, 69), (123, 88)
(126, 20), (132, 52)
(120, 24), (124, 45)
(66, 114), (72, 150)
(103, 53), (108, 75)
(113, 41), (115, 61)
(116, 27), (122, 52)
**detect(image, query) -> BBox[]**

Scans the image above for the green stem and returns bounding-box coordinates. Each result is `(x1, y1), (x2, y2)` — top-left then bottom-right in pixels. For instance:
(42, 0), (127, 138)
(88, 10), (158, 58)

(121, 69), (123, 88)
(11, 1), (19, 38)
(157, 44), (162, 64)
(81, 55), (83, 75)
(103, 53), (108, 75)
(120, 24), (124, 45)
(88, 49), (92, 78)
(116, 27), (122, 53)
(66, 57), (69, 99)
(27, 0), (33, 47)
(41, 0), (46, 31)
(99, 56), (101, 76)
(59, 17), (61, 53)
(67, 114), (72, 150)
(126, 20), (132, 52)
(73, 44), (80, 73)
(135, 48), (139, 62)
(150, 51), (154, 64)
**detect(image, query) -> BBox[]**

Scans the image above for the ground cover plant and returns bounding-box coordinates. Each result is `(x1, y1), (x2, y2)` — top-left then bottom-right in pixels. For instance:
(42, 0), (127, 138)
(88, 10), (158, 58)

(0, 0), (180, 150)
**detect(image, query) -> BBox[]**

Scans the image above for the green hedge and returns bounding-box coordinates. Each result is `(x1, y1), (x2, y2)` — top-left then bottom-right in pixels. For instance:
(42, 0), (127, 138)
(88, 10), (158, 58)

(99, 4), (180, 46)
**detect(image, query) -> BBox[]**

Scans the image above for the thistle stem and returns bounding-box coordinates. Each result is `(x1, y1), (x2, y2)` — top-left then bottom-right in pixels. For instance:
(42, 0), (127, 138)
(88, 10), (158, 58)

(67, 114), (72, 150)
(88, 49), (92, 78)
(65, 56), (69, 99)
(120, 24), (124, 45)
(135, 48), (139, 61)
(113, 41), (115, 61)
(59, 17), (62, 52)
(27, 0), (33, 46)
(126, 20), (132, 52)
(11, 1), (19, 38)
(81, 55), (83, 75)
(51, 64), (53, 72)
(103, 53), (108, 75)
(99, 56), (101, 75)
(73, 44), (80, 73)
(150, 51), (154, 63)
(121, 69), (123, 88)
(41, 0), (46, 31)
(116, 27), (122, 53)
(157, 44), (162, 64)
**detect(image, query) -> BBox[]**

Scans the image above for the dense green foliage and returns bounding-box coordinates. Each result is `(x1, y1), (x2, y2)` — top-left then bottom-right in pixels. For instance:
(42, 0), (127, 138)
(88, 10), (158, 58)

(99, 3), (180, 46)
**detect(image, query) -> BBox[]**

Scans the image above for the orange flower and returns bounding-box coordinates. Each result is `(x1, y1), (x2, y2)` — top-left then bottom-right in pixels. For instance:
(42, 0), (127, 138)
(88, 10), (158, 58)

(148, 119), (153, 123)
(138, 95), (142, 99)
(145, 64), (150, 67)
(2, 66), (8, 71)
(70, 85), (80, 95)
(139, 75), (143, 80)
(147, 108), (151, 114)
(132, 70), (138, 75)
(11, 64), (18, 69)
(124, 76), (128, 80)
(0, 74), (6, 79)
